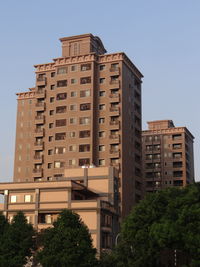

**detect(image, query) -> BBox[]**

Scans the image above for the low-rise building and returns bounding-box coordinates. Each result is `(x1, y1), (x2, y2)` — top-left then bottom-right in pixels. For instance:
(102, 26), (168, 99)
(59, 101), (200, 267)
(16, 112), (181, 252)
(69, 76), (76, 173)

(0, 166), (119, 253)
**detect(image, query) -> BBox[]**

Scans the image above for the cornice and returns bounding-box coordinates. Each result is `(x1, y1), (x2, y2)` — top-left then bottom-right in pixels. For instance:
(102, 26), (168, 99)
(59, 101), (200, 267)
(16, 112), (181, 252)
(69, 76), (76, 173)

(142, 127), (194, 139)
(34, 62), (55, 73)
(16, 91), (35, 100)
(33, 52), (143, 81)
(53, 53), (97, 66)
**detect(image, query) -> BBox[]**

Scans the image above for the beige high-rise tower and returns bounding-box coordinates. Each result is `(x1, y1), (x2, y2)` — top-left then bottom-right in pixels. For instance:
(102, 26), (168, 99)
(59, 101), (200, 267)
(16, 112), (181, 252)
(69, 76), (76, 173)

(142, 120), (194, 193)
(13, 34), (143, 217)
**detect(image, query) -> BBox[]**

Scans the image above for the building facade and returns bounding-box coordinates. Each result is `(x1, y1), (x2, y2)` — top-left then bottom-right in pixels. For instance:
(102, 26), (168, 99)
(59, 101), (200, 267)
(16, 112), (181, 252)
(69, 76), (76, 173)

(13, 34), (143, 217)
(0, 167), (119, 253)
(142, 120), (194, 193)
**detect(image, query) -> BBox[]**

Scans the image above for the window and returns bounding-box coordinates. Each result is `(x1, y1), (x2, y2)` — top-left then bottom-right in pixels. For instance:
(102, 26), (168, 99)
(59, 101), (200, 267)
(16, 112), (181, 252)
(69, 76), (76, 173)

(69, 159), (76, 166)
(99, 159), (105, 166)
(99, 131), (105, 138)
(24, 195), (32, 203)
(80, 117), (90, 125)
(46, 214), (52, 224)
(55, 147), (66, 154)
(110, 75), (119, 84)
(81, 64), (91, 71)
(99, 78), (105, 84)
(173, 161), (183, 168)
(71, 65), (78, 72)
(99, 65), (106, 71)
(57, 67), (67, 74)
(111, 158), (119, 165)
(70, 104), (77, 111)
(55, 132), (66, 140)
(48, 163), (52, 169)
(173, 143), (182, 149)
(57, 80), (67, 87)
(18, 144), (22, 150)
(99, 104), (106, 110)
(71, 78), (77, 84)
(69, 131), (76, 138)
(110, 63), (119, 71)
(99, 145), (105, 152)
(79, 158), (90, 166)
(70, 91), (77, 97)
(50, 97), (54, 103)
(79, 144), (90, 152)
(50, 85), (55, 90)
(56, 106), (66, 113)
(80, 77), (91, 84)
(48, 149), (53, 155)
(37, 73), (45, 81)
(73, 42), (80, 55)
(69, 118), (77, 124)
(110, 144), (119, 152)
(26, 216), (32, 224)
(173, 171), (183, 177)
(10, 195), (17, 203)
(51, 72), (55, 77)
(54, 161), (65, 168)
(172, 134), (182, 140)
(80, 90), (90, 97)
(49, 110), (54, 115)
(49, 136), (53, 142)
(69, 145), (76, 152)
(79, 130), (90, 138)
(99, 91), (105, 97)
(80, 103), (91, 111)
(56, 119), (66, 127)
(99, 118), (105, 124)
(56, 93), (67, 100)
(173, 152), (182, 159)
(49, 123), (53, 129)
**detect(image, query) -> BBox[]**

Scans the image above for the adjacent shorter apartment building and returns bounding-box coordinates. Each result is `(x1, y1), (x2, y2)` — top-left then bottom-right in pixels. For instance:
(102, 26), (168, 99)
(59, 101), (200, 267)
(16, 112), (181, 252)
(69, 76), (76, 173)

(142, 120), (194, 193)
(13, 33), (143, 217)
(0, 166), (119, 254)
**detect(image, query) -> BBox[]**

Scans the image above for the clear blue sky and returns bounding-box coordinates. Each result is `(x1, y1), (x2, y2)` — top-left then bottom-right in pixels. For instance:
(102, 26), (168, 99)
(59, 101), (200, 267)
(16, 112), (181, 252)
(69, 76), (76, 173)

(0, 0), (199, 182)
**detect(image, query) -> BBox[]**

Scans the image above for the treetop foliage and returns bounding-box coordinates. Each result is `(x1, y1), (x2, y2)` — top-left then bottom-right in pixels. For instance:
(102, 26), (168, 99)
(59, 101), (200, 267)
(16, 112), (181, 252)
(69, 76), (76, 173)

(103, 183), (200, 267)
(37, 209), (98, 267)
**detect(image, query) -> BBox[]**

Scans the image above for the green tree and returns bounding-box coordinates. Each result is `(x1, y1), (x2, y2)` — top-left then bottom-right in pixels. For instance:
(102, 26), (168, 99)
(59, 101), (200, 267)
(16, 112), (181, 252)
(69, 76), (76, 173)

(0, 212), (9, 239)
(113, 183), (200, 267)
(37, 209), (98, 267)
(0, 211), (35, 267)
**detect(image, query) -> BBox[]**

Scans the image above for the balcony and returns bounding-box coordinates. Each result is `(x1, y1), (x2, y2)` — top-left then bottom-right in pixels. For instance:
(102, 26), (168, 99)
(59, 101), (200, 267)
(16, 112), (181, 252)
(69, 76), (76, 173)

(109, 149), (120, 157)
(35, 102), (45, 111)
(34, 141), (44, 150)
(35, 89), (46, 98)
(109, 67), (120, 75)
(109, 93), (120, 103)
(34, 155), (43, 163)
(36, 77), (46, 86)
(110, 120), (120, 127)
(109, 80), (120, 88)
(109, 134), (119, 139)
(110, 162), (120, 170)
(34, 128), (44, 137)
(35, 115), (45, 124)
(109, 107), (120, 115)
(32, 168), (43, 177)
(109, 134), (120, 143)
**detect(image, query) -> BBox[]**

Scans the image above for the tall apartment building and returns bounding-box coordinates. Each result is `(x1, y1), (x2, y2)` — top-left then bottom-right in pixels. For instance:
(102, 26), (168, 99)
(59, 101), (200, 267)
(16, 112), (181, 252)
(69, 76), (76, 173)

(13, 34), (143, 217)
(142, 120), (194, 193)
